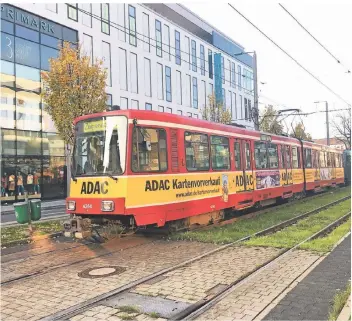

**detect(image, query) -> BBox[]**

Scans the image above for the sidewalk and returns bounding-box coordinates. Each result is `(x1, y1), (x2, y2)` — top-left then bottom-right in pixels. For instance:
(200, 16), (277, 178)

(1, 199), (65, 214)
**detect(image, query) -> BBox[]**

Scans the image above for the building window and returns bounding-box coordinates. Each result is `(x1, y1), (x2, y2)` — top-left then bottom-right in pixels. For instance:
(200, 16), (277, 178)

(120, 97), (128, 109)
(222, 88), (225, 108)
(144, 58), (152, 97)
(118, 4), (126, 42)
(157, 63), (164, 100)
(46, 3), (57, 13)
(186, 74), (191, 107)
(128, 5), (137, 46)
(132, 128), (167, 172)
(175, 30), (181, 65)
(228, 90), (232, 114)
(211, 136), (230, 170)
(176, 70), (182, 105)
(106, 94), (112, 110)
(231, 62), (235, 88)
(248, 99), (252, 121)
(155, 20), (162, 57)
(232, 92), (237, 120)
(221, 56), (225, 84)
(101, 3), (110, 34)
(82, 3), (92, 28)
(158, 106), (164, 112)
(145, 103), (152, 110)
(191, 40), (197, 72)
(142, 13), (150, 52)
(177, 110), (182, 115)
(185, 132), (209, 171)
(83, 34), (93, 64)
(244, 98), (248, 120)
(166, 107), (172, 113)
(164, 24), (170, 61)
(131, 100), (139, 110)
(200, 45), (205, 76)
(165, 66), (172, 102)
(185, 36), (190, 69)
(192, 77), (198, 108)
(201, 80), (206, 109)
(208, 83), (214, 97)
(208, 49), (213, 79)
(102, 41), (111, 86)
(119, 48), (128, 91)
(67, 4), (78, 21)
(130, 52), (138, 94)
(238, 65), (242, 90)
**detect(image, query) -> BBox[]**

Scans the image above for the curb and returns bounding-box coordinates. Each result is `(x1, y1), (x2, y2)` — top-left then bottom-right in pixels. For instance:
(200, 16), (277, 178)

(337, 294), (351, 321)
(1, 205), (65, 216)
(1, 215), (67, 227)
(1, 231), (63, 248)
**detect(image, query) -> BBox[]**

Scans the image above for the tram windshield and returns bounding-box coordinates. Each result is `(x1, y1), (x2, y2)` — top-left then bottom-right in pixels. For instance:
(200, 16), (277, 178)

(72, 116), (127, 176)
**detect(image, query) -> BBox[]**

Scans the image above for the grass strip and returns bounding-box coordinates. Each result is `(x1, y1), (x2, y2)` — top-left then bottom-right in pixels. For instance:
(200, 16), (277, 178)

(173, 187), (350, 244)
(244, 200), (350, 248)
(1, 220), (63, 245)
(328, 282), (351, 321)
(299, 218), (351, 253)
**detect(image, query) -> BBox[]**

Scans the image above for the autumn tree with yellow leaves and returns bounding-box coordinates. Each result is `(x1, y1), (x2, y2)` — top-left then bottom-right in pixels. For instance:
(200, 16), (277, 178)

(41, 42), (107, 146)
(202, 94), (232, 124)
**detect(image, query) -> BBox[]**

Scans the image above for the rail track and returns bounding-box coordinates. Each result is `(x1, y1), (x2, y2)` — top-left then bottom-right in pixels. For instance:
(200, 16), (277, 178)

(38, 195), (350, 321)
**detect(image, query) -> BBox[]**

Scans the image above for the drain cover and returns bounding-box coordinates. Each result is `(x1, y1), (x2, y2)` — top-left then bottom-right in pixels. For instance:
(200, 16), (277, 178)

(78, 266), (126, 279)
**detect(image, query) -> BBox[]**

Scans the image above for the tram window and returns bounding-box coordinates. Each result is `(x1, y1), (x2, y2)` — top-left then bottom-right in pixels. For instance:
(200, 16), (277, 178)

(312, 150), (318, 168)
(268, 143), (278, 168)
(280, 145), (285, 169)
(304, 148), (312, 168)
(185, 132), (209, 171)
(234, 142), (241, 170)
(255, 142), (268, 169)
(286, 146), (291, 169)
(327, 152), (331, 167)
(292, 147), (300, 168)
(132, 127), (167, 172)
(244, 142), (251, 170)
(320, 151), (326, 167)
(210, 136), (230, 170)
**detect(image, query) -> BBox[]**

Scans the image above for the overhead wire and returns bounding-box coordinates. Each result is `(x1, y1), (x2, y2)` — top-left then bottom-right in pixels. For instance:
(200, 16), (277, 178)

(279, 4), (351, 74)
(227, 3), (352, 107)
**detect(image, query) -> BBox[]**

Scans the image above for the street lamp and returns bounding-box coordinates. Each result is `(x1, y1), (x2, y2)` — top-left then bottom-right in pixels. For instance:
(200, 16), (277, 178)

(314, 101), (329, 145)
(234, 51), (259, 131)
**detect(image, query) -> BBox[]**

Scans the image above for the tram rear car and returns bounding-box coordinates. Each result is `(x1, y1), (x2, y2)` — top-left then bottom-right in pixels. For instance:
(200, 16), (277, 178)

(65, 110), (344, 233)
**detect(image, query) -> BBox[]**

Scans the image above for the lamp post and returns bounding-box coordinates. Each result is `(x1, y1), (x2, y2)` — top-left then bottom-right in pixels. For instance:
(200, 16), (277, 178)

(234, 51), (259, 130)
(314, 101), (329, 145)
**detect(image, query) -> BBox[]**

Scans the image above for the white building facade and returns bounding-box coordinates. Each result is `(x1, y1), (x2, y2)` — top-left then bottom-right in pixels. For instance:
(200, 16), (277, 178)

(0, 3), (255, 202)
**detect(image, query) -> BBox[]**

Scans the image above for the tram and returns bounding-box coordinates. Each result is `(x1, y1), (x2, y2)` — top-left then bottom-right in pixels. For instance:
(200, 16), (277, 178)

(64, 110), (345, 234)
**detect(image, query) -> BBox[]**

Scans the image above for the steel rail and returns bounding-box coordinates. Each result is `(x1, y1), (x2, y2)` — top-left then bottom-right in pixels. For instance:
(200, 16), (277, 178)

(39, 195), (350, 321)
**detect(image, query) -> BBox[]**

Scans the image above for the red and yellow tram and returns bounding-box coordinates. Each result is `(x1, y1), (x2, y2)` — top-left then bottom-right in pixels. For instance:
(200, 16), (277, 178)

(65, 110), (344, 232)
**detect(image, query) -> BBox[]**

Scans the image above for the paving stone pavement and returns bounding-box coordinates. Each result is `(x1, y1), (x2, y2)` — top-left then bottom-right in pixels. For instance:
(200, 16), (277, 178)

(132, 246), (281, 303)
(0, 240), (218, 321)
(1, 236), (152, 283)
(263, 235), (351, 321)
(69, 304), (167, 321)
(196, 249), (321, 321)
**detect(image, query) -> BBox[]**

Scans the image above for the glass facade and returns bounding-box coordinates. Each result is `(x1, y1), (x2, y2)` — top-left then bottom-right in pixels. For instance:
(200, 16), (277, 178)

(1, 4), (78, 203)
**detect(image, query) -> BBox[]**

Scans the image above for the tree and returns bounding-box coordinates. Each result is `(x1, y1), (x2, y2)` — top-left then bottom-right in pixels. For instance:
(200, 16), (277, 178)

(290, 121), (312, 141)
(201, 94), (232, 124)
(332, 110), (351, 149)
(41, 42), (107, 147)
(259, 105), (284, 135)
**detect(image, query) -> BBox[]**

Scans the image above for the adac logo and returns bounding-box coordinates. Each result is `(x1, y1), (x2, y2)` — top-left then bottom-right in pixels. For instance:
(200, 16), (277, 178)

(80, 181), (108, 194)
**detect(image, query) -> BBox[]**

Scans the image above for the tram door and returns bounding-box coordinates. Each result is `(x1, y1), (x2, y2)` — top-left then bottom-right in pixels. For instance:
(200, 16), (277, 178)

(285, 145), (293, 185)
(242, 140), (254, 191)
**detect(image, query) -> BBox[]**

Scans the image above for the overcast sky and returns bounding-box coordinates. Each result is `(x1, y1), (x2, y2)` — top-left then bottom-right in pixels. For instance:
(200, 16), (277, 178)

(184, 1), (352, 139)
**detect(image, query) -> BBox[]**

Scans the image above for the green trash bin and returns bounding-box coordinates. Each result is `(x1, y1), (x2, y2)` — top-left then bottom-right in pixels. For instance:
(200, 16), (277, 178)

(14, 202), (30, 224)
(30, 199), (41, 221)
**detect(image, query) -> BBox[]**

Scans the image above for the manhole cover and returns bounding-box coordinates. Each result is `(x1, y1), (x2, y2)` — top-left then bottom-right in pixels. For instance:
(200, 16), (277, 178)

(78, 266), (126, 279)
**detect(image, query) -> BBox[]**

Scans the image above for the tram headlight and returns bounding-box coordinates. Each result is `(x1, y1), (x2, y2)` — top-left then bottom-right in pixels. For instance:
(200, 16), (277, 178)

(67, 201), (76, 211)
(101, 201), (114, 212)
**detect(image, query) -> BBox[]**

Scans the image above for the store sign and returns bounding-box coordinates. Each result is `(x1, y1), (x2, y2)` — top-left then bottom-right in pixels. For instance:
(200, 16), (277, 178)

(1, 4), (61, 38)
